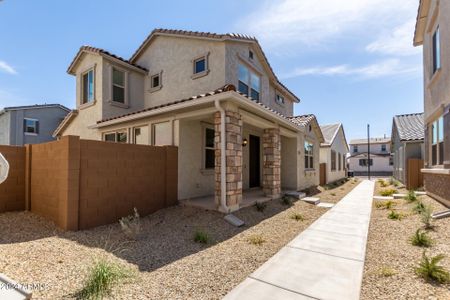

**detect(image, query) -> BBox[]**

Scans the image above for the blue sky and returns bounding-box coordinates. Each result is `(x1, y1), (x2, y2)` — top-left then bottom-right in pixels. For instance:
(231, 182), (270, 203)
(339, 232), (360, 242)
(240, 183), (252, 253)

(0, 0), (423, 141)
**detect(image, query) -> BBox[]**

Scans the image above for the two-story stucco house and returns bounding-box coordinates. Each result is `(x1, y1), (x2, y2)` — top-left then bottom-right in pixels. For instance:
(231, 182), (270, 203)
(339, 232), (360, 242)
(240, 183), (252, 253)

(348, 137), (393, 176)
(414, 0), (450, 207)
(0, 104), (70, 146)
(54, 29), (324, 213)
(319, 123), (349, 184)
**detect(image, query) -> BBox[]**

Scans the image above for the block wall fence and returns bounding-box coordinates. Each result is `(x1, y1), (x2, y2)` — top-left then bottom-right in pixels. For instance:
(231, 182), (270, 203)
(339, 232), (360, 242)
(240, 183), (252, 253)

(0, 136), (178, 230)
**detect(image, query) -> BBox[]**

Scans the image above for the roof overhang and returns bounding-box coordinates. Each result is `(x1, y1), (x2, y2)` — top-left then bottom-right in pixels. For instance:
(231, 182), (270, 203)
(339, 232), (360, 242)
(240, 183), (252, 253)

(414, 0), (431, 46)
(53, 110), (78, 137)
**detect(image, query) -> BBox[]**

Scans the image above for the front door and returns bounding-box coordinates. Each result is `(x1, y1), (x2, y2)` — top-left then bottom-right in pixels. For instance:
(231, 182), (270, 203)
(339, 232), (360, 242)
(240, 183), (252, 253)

(249, 135), (260, 188)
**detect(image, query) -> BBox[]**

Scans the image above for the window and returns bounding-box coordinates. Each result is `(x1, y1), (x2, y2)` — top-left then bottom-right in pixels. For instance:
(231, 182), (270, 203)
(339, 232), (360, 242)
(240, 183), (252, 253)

(82, 69), (94, 104)
(249, 50), (254, 59)
(381, 144), (386, 152)
(304, 141), (314, 169)
(431, 116), (444, 165)
(150, 72), (162, 91)
(152, 121), (171, 146)
(204, 127), (215, 169)
(133, 126), (149, 145)
(24, 118), (39, 134)
(194, 57), (206, 74)
(338, 153), (341, 171)
(353, 145), (358, 153)
(238, 63), (260, 101)
(275, 94), (285, 105)
(432, 27), (441, 74)
(359, 159), (373, 166)
(112, 68), (125, 104)
(331, 150), (336, 171)
(103, 131), (127, 143)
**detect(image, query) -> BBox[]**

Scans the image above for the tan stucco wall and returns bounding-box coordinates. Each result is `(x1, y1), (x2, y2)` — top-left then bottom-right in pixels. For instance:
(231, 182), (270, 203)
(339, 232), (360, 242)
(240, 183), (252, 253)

(298, 127), (320, 190)
(348, 155), (393, 173)
(281, 136), (298, 190)
(320, 127), (348, 183)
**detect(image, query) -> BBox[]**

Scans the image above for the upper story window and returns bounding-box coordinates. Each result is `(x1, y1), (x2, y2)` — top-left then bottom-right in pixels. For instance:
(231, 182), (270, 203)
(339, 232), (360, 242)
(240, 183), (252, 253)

(431, 115), (444, 165)
(276, 94), (285, 105)
(249, 50), (254, 60)
(432, 26), (441, 74)
(353, 145), (358, 153)
(192, 54), (209, 79)
(304, 141), (314, 169)
(151, 74), (160, 89)
(82, 69), (94, 104)
(238, 63), (260, 101)
(381, 144), (386, 152)
(112, 68), (126, 104)
(24, 118), (39, 134)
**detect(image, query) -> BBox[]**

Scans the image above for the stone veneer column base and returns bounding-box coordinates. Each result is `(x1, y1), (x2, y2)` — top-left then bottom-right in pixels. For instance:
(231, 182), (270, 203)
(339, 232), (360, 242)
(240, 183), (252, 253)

(423, 173), (450, 207)
(263, 128), (281, 198)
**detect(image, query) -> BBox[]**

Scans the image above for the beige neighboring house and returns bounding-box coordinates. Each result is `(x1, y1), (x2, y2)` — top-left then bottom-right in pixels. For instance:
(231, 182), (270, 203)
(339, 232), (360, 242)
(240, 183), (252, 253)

(414, 0), (450, 206)
(54, 29), (324, 213)
(319, 124), (349, 184)
(348, 137), (393, 176)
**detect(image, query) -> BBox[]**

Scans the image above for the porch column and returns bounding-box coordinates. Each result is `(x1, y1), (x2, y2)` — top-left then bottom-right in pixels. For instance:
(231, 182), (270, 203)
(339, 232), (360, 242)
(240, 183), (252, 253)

(214, 109), (243, 212)
(263, 128), (281, 198)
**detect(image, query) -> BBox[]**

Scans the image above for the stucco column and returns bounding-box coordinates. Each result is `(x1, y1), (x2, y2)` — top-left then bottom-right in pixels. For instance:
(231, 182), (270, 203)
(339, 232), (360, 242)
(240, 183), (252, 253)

(263, 128), (281, 198)
(214, 109), (243, 212)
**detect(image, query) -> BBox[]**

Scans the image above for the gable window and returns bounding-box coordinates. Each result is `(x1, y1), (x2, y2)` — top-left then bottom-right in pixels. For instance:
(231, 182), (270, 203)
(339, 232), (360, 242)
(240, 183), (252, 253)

(353, 145), (358, 153)
(24, 118), (39, 134)
(112, 68), (126, 104)
(249, 50), (254, 60)
(275, 94), (285, 105)
(149, 71), (163, 92)
(331, 150), (336, 171)
(431, 116), (444, 165)
(381, 144), (386, 152)
(103, 131), (127, 143)
(238, 63), (260, 101)
(204, 127), (215, 169)
(82, 69), (94, 104)
(432, 26), (441, 74)
(304, 141), (314, 169)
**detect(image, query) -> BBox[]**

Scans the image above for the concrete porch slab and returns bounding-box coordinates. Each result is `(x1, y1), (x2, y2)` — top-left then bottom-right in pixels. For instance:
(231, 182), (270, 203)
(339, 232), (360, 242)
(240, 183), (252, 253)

(284, 191), (307, 200)
(300, 197), (320, 205)
(373, 196), (394, 201)
(393, 193), (406, 199)
(415, 191), (427, 196)
(316, 202), (334, 208)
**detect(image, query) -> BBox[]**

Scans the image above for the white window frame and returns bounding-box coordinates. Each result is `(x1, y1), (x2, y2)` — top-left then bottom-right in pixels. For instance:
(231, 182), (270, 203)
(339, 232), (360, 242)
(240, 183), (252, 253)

(103, 130), (128, 143)
(275, 93), (285, 105)
(149, 70), (163, 92)
(110, 66), (128, 107)
(24, 118), (39, 135)
(80, 67), (95, 107)
(304, 141), (314, 170)
(238, 62), (261, 102)
(430, 115), (444, 166)
(191, 52), (210, 79)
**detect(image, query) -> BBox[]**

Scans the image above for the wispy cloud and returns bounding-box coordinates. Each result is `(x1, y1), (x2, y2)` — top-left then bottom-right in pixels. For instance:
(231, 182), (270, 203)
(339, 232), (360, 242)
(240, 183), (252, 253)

(0, 60), (17, 75)
(282, 59), (420, 79)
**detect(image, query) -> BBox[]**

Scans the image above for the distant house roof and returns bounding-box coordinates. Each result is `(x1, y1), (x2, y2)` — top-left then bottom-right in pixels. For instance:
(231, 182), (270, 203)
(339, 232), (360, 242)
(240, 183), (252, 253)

(0, 104), (70, 114)
(349, 137), (391, 145)
(288, 114), (325, 143)
(348, 152), (392, 158)
(392, 112), (424, 142)
(319, 123), (349, 151)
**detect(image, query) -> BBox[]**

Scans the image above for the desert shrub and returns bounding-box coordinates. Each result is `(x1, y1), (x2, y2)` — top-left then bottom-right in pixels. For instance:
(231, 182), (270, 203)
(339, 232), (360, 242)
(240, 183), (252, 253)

(331, 192), (336, 196)
(77, 259), (131, 300)
(290, 213), (304, 221)
(281, 195), (293, 206)
(415, 252), (450, 284)
(412, 201), (426, 214)
(248, 235), (265, 246)
(255, 201), (267, 212)
(193, 230), (209, 244)
(404, 190), (417, 203)
(379, 266), (397, 277)
(375, 200), (396, 210)
(380, 180), (389, 187)
(119, 208), (141, 240)
(380, 188), (397, 196)
(388, 210), (402, 220)
(420, 205), (434, 230)
(410, 229), (433, 247)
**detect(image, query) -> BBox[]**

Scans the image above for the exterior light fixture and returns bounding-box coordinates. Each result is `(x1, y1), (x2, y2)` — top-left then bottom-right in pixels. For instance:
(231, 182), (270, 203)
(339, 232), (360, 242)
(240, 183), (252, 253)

(242, 138), (248, 147)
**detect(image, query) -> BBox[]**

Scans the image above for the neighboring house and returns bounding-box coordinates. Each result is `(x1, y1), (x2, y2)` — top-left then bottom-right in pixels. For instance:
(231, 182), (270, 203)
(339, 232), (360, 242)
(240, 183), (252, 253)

(414, 0), (450, 206)
(54, 29), (324, 213)
(348, 137), (393, 176)
(0, 104), (70, 146)
(391, 113), (424, 187)
(319, 123), (349, 184)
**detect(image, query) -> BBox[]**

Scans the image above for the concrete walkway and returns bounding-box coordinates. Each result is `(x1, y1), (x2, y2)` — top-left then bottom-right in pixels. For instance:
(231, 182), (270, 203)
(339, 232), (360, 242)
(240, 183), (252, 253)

(224, 180), (375, 300)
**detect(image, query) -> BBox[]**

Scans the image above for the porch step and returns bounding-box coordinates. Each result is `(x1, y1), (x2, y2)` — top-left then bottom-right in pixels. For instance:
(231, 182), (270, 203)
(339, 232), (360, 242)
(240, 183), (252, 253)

(373, 196), (394, 201)
(0, 273), (32, 300)
(301, 197), (320, 205)
(415, 191), (427, 196)
(393, 193), (406, 199)
(317, 202), (334, 208)
(284, 191), (307, 200)
(224, 214), (245, 227)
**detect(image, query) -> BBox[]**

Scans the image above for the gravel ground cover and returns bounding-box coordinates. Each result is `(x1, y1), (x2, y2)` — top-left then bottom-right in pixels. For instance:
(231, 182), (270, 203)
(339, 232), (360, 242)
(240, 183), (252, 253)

(361, 179), (450, 300)
(0, 180), (357, 300)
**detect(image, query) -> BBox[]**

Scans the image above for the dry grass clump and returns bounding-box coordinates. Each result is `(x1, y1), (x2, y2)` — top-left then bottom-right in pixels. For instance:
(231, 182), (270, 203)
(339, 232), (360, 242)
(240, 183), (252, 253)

(290, 213), (304, 221)
(248, 235), (266, 246)
(380, 188), (397, 196)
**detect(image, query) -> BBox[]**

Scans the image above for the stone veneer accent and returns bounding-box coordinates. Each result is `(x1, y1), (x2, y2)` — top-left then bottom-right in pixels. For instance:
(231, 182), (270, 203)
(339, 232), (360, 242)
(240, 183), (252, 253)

(263, 128), (281, 198)
(214, 110), (243, 212)
(423, 173), (450, 207)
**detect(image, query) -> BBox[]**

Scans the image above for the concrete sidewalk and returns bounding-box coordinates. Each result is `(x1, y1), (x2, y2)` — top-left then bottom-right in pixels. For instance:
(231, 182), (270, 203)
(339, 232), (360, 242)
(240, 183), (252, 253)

(224, 180), (375, 300)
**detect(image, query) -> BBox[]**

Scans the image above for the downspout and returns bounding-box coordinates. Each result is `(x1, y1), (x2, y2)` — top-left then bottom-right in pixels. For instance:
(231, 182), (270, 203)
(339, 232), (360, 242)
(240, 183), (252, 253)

(215, 99), (228, 213)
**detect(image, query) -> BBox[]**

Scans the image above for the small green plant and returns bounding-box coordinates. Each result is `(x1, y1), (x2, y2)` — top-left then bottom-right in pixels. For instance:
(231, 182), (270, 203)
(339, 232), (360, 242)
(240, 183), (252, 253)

(194, 230), (209, 244)
(420, 204), (434, 230)
(380, 180), (389, 187)
(405, 190), (417, 203)
(248, 234), (265, 246)
(380, 188), (397, 196)
(410, 229), (433, 247)
(379, 266), (397, 277)
(77, 259), (131, 300)
(255, 201), (267, 212)
(388, 210), (402, 220)
(412, 201), (426, 214)
(375, 200), (396, 209)
(415, 252), (450, 284)
(119, 208), (141, 240)
(281, 195), (292, 206)
(290, 213), (304, 221)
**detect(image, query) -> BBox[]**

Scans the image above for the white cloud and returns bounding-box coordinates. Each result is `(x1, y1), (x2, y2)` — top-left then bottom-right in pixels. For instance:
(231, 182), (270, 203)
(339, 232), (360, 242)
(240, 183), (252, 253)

(0, 60), (17, 75)
(282, 59), (420, 79)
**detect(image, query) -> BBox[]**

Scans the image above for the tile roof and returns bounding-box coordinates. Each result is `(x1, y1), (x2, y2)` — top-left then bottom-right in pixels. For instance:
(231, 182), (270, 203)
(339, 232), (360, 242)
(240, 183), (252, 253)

(1, 103), (70, 113)
(53, 109), (79, 137)
(320, 123), (341, 145)
(393, 112), (424, 141)
(67, 46), (148, 74)
(288, 114), (316, 127)
(349, 137), (391, 145)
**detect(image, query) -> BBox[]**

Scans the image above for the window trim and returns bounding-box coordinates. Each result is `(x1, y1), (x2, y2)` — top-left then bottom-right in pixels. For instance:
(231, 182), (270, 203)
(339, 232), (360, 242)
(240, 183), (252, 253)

(103, 129), (128, 143)
(430, 115), (445, 167)
(80, 66), (96, 108)
(23, 118), (39, 135)
(110, 66), (129, 108)
(149, 70), (163, 92)
(191, 52), (210, 80)
(432, 26), (441, 75)
(275, 92), (285, 106)
(238, 61), (261, 102)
